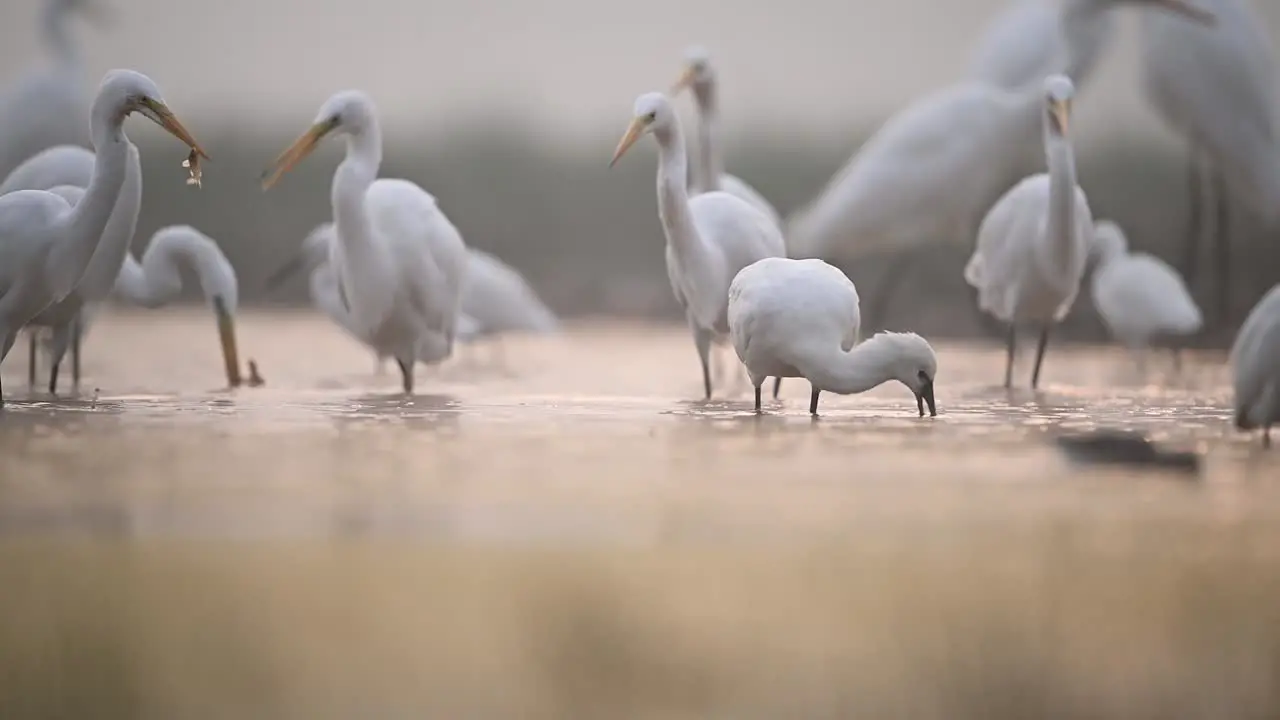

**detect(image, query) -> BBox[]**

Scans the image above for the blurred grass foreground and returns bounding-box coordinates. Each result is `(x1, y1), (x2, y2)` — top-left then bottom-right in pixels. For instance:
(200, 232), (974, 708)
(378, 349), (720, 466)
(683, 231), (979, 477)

(1, 527), (1279, 718)
(126, 119), (1280, 344)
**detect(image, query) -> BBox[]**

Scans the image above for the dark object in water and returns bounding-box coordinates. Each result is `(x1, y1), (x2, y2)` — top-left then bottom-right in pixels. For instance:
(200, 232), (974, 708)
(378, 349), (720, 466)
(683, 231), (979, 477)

(1054, 429), (1201, 476)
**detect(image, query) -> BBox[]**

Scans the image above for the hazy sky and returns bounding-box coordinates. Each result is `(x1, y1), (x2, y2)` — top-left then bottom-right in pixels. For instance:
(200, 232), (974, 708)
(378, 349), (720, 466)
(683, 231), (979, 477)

(1, 0), (1277, 145)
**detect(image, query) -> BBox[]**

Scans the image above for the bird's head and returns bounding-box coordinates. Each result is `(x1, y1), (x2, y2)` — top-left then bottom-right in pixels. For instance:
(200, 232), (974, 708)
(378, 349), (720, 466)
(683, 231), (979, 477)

(670, 45), (716, 104)
(1043, 74), (1075, 138)
(862, 332), (939, 417)
(609, 92), (676, 167)
(260, 91), (376, 189)
(1091, 220), (1130, 265)
(95, 70), (207, 158)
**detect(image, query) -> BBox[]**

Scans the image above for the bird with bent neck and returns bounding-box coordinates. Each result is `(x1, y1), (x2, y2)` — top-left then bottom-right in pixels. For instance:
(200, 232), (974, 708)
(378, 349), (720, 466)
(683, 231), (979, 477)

(965, 74), (1093, 390)
(728, 257), (938, 417)
(261, 90), (469, 395)
(609, 92), (786, 401)
(0, 68), (206, 408)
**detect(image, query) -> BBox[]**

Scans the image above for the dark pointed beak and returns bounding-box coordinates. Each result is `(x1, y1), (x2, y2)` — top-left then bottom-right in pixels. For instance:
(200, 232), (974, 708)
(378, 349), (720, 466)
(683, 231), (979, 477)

(263, 254), (304, 292)
(916, 380), (937, 418)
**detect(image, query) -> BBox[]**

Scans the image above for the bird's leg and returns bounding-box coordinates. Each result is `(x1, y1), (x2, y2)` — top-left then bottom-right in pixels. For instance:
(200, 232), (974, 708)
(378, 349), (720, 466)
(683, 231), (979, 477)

(809, 385), (821, 416)
(1, 327), (19, 409)
(1004, 324), (1017, 389)
(772, 376), (782, 400)
(71, 316), (82, 391)
(397, 358), (414, 395)
(1030, 326), (1051, 390)
(45, 324), (74, 396)
(48, 363), (60, 396)
(1171, 346), (1184, 375)
(754, 384), (762, 413)
(1181, 147), (1203, 288)
(691, 323), (714, 400)
(1212, 169), (1232, 326)
(1263, 424), (1271, 449)
(27, 332), (37, 389)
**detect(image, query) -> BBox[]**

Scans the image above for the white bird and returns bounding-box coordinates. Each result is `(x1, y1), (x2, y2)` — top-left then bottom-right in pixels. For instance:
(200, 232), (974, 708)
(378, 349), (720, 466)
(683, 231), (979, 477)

(728, 256), (938, 416)
(1, 143), (141, 393)
(785, 0), (1214, 326)
(1089, 219), (1202, 370)
(267, 227), (551, 370)
(1137, 0), (1279, 322)
(260, 90), (468, 394)
(0, 0), (101, 182)
(111, 225), (248, 386)
(669, 46), (783, 230)
(0, 69), (205, 408)
(609, 92), (787, 400)
(1231, 284), (1280, 446)
(969, 0), (1117, 92)
(965, 75), (1093, 389)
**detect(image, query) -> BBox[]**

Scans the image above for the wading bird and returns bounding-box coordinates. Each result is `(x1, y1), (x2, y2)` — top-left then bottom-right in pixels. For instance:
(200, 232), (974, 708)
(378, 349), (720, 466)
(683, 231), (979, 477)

(0, 69), (204, 408)
(1137, 0), (1279, 323)
(1090, 219), (1202, 372)
(728, 257), (938, 417)
(965, 75), (1092, 390)
(1230, 284), (1280, 446)
(1, 142), (141, 393)
(261, 91), (468, 394)
(609, 92), (787, 400)
(669, 46), (782, 230)
(0, 0), (103, 181)
(786, 0), (1214, 329)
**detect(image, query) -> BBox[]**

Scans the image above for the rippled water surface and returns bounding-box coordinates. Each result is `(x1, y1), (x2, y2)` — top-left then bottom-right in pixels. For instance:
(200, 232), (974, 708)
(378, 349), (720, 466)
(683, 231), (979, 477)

(2, 309), (1278, 718)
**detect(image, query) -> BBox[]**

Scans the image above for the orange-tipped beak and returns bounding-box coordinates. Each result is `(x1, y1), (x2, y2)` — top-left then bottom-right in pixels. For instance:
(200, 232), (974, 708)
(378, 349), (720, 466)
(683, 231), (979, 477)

(260, 117), (338, 190)
(609, 117), (647, 168)
(137, 98), (209, 159)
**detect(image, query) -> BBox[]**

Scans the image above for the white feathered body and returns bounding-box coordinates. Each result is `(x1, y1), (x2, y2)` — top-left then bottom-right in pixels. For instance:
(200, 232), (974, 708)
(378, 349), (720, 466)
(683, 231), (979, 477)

(458, 248), (558, 339)
(1231, 284), (1280, 431)
(1092, 253), (1202, 346)
(666, 190), (787, 335)
(333, 178), (467, 365)
(701, 172), (782, 230)
(728, 257), (859, 385)
(0, 189), (76, 336)
(787, 83), (1039, 260)
(965, 174), (1093, 324)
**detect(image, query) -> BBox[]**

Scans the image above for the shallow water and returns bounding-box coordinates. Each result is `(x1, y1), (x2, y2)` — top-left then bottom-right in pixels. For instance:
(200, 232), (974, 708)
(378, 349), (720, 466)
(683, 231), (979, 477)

(1, 309), (1278, 718)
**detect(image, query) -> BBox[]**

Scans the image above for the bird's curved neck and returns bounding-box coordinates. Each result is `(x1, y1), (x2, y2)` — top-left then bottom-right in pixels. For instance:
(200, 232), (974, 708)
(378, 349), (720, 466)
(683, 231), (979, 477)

(78, 142), (141, 299)
(114, 229), (190, 307)
(50, 100), (129, 298)
(1057, 0), (1114, 86)
(1045, 134), (1081, 274)
(330, 124), (397, 327)
(331, 128), (382, 248)
(41, 1), (80, 70)
(654, 123), (710, 264)
(804, 338), (899, 396)
(693, 86), (723, 192)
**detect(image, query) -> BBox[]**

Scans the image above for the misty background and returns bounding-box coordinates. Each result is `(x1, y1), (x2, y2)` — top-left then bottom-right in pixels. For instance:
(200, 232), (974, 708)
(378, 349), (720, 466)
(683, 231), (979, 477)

(3, 0), (1279, 343)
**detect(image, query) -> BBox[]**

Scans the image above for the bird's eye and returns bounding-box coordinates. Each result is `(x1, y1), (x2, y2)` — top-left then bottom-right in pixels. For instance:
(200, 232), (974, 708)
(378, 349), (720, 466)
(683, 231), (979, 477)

(645, 112), (657, 123)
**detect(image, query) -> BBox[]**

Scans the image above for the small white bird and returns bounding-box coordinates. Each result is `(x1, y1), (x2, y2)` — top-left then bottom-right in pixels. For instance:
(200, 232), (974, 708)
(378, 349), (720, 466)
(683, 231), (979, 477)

(1, 143), (142, 394)
(669, 46), (782, 230)
(261, 91), (468, 394)
(1089, 219), (1202, 371)
(0, 0), (101, 182)
(728, 257), (938, 416)
(1230, 284), (1280, 446)
(965, 75), (1092, 389)
(609, 92), (787, 400)
(0, 69), (204, 408)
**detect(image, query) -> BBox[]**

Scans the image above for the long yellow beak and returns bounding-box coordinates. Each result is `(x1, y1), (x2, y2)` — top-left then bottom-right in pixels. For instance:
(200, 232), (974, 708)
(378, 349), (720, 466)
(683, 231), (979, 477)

(213, 295), (242, 387)
(1155, 0), (1216, 25)
(137, 98), (209, 159)
(260, 117), (338, 190)
(609, 118), (647, 168)
(669, 66), (697, 95)
(1052, 99), (1071, 136)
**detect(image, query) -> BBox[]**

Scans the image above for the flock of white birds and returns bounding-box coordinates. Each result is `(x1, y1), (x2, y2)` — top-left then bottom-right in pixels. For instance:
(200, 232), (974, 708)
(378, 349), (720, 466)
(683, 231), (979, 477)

(0, 0), (1277, 445)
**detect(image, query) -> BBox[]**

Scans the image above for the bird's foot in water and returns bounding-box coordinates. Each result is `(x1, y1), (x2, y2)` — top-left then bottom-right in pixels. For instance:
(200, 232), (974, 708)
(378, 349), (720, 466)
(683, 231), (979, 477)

(246, 359), (265, 387)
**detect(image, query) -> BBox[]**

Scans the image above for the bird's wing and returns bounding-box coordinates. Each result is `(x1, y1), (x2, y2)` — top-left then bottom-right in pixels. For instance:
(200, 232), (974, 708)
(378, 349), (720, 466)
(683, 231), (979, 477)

(1231, 285), (1280, 418)
(720, 173), (782, 229)
(0, 189), (72, 298)
(461, 248), (557, 333)
(0, 145), (94, 195)
(1093, 254), (1203, 337)
(965, 175), (1048, 321)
